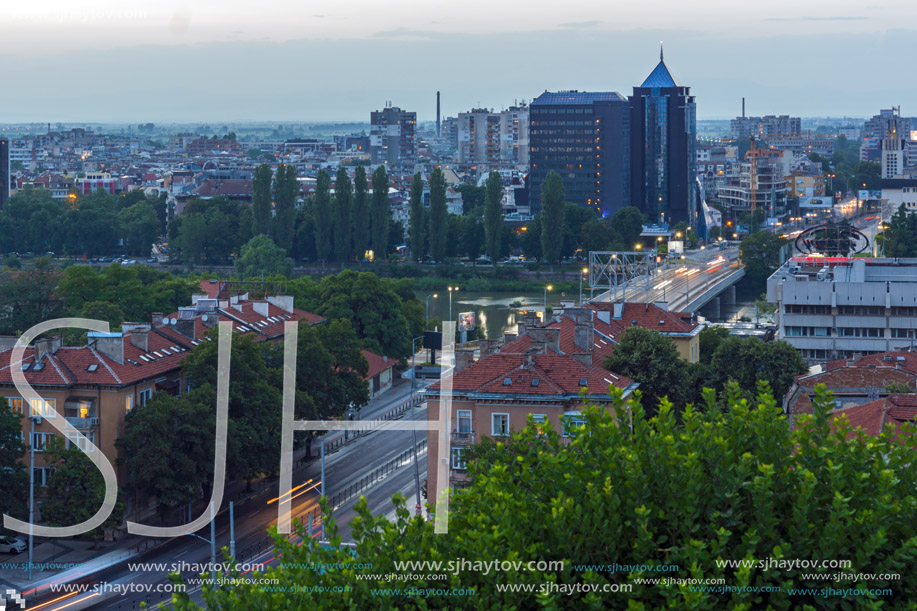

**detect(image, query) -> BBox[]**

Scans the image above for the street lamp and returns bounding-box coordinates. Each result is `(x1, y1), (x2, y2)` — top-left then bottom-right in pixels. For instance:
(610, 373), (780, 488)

(425, 293), (438, 324)
(635, 243), (642, 250)
(410, 335), (424, 516)
(447, 286), (458, 324)
(544, 284), (553, 310)
(579, 267), (588, 305)
(27, 414), (39, 581)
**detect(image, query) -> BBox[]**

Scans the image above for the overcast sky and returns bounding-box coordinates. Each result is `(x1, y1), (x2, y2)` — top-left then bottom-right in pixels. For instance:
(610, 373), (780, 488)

(2, 0), (914, 122)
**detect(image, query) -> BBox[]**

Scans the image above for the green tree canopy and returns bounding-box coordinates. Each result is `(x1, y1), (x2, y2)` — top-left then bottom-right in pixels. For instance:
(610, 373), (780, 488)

(709, 337), (808, 399)
(235, 235), (294, 279)
(370, 166), (390, 261)
(739, 231), (788, 284)
(408, 173), (425, 262)
(351, 165), (370, 259)
(428, 168), (448, 262)
(333, 167), (353, 261)
(483, 171), (503, 266)
(252, 164), (273, 236)
(876, 204), (917, 258)
(272, 164), (299, 252)
(540, 171), (565, 264)
(0, 399), (27, 533)
(314, 170), (333, 260)
(172, 384), (917, 609)
(603, 326), (692, 411)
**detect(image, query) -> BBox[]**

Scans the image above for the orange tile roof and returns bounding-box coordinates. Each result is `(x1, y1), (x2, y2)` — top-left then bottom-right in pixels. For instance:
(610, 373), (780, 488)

(829, 395), (917, 442)
(362, 350), (393, 380)
(428, 352), (632, 399)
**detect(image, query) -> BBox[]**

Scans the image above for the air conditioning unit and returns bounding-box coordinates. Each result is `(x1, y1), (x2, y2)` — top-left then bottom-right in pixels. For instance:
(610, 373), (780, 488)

(33, 416), (42, 425)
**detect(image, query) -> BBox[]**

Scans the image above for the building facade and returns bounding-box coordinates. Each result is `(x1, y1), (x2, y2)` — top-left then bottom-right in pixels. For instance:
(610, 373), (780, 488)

(767, 257), (917, 363)
(730, 115), (801, 140)
(528, 91), (629, 216)
(629, 50), (697, 226)
(457, 105), (529, 169)
(370, 106), (417, 178)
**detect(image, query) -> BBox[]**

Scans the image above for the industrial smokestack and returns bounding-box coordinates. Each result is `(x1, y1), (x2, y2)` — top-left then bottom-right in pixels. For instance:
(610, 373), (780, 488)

(742, 97), (745, 119)
(436, 91), (441, 138)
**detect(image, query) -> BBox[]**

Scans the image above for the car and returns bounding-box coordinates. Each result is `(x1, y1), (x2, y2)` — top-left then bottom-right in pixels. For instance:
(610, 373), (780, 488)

(147, 257), (157, 263)
(0, 536), (26, 554)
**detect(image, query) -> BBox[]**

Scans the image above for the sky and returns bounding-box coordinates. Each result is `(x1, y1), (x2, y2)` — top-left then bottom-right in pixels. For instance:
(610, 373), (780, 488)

(1, 0), (915, 122)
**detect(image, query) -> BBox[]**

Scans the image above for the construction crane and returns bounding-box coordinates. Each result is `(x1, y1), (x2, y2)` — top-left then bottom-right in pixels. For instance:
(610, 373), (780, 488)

(749, 135), (757, 225)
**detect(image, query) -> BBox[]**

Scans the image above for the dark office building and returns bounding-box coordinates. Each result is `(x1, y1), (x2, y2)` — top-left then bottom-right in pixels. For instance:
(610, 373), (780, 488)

(529, 91), (629, 217)
(629, 49), (697, 226)
(0, 138), (9, 209)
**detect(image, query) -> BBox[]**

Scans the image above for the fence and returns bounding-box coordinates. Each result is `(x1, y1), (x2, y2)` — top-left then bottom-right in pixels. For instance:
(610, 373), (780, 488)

(324, 394), (425, 454)
(328, 439), (427, 511)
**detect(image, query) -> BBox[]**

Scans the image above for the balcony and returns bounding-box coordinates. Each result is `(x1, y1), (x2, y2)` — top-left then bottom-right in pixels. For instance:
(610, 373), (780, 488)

(451, 430), (475, 445)
(66, 416), (99, 429)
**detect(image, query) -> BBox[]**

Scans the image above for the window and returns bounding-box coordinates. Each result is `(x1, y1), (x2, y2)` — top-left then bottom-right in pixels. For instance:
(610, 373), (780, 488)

(563, 415), (587, 438)
(456, 410), (472, 440)
(451, 448), (467, 470)
(66, 431), (95, 454)
(125, 394), (133, 413)
(891, 328), (917, 339)
(30, 398), (56, 418)
(491, 413), (509, 436)
(837, 327), (883, 338)
(138, 388), (153, 407)
(6, 397), (23, 415)
(532, 414), (547, 435)
(32, 467), (50, 487)
(838, 306), (884, 316)
(30, 432), (55, 451)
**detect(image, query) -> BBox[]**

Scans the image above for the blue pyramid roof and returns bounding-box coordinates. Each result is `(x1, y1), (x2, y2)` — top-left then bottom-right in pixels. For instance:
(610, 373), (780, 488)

(640, 61), (681, 88)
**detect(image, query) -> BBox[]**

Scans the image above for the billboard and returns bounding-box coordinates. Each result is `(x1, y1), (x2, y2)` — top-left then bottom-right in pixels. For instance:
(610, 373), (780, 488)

(458, 312), (475, 332)
(423, 330), (442, 350)
(857, 190), (883, 201)
(800, 197), (833, 209)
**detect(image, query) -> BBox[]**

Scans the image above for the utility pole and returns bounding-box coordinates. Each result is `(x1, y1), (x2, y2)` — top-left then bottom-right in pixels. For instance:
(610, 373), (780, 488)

(27, 415), (37, 581)
(229, 501), (235, 560)
(410, 335), (424, 516)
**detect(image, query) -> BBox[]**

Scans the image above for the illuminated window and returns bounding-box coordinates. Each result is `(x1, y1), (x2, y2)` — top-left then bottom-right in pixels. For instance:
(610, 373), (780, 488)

(7, 397), (24, 415)
(30, 398), (56, 418)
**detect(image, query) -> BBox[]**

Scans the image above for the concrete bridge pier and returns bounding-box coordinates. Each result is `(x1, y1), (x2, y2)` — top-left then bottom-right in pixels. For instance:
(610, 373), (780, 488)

(723, 285), (736, 305)
(708, 296), (721, 319)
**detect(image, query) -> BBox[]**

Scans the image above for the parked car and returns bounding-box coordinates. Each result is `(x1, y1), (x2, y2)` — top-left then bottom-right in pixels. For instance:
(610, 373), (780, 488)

(147, 257), (157, 263)
(0, 536), (26, 554)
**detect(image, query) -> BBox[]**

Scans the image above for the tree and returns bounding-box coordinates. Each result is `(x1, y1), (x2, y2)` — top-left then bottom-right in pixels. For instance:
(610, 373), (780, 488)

(272, 164), (298, 252)
(117, 394), (215, 525)
(603, 327), (692, 412)
(483, 171), (503, 266)
(562, 203), (596, 257)
(876, 204), (917, 258)
(370, 166), (390, 261)
(697, 325), (730, 365)
(172, 384), (917, 609)
(235, 235), (294, 279)
(40, 438), (123, 545)
(455, 184), (486, 214)
(0, 399), (28, 533)
(408, 173), (425, 262)
(252, 164), (273, 236)
(709, 337), (808, 399)
(428, 168), (448, 262)
(351, 166), (370, 260)
(314, 170), (333, 260)
(333, 167), (353, 261)
(520, 215), (542, 260)
(118, 201), (159, 256)
(0, 258), (65, 336)
(540, 171), (565, 264)
(753, 294), (777, 324)
(739, 231), (788, 284)
(885, 381), (915, 394)
(181, 334), (282, 483)
(579, 219), (612, 252)
(610, 206), (646, 249)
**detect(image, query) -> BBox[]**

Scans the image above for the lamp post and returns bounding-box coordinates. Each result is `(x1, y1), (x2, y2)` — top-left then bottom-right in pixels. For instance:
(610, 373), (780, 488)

(448, 286), (458, 325)
(27, 414), (38, 581)
(425, 293), (438, 325)
(544, 284), (552, 310)
(579, 267), (588, 305)
(410, 335), (424, 516)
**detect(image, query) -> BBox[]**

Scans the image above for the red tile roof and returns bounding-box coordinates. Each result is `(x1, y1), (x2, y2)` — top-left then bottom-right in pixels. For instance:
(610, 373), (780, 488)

(829, 395), (917, 442)
(192, 179), (253, 199)
(362, 350), (393, 380)
(588, 302), (699, 336)
(429, 352), (633, 399)
(154, 301), (324, 344)
(824, 351), (917, 375)
(0, 330), (188, 388)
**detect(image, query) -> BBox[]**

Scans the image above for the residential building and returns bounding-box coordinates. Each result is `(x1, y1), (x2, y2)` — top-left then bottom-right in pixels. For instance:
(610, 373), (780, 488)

(0, 137), (9, 208)
(766, 257), (917, 363)
(881, 111), (907, 180)
(363, 350), (394, 399)
(784, 350), (917, 422)
(370, 106), (417, 177)
(630, 48), (697, 226)
(730, 115), (801, 140)
(865, 108), (912, 141)
(528, 91), (629, 216)
(78, 171), (117, 195)
(457, 105), (529, 169)
(785, 172), (827, 199)
(763, 137), (834, 156)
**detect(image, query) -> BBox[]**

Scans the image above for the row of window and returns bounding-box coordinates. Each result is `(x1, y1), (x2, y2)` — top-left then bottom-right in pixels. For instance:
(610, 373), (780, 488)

(785, 305), (917, 317)
(531, 108), (594, 115)
(29, 431), (95, 453)
(785, 327), (917, 338)
(6, 388), (155, 417)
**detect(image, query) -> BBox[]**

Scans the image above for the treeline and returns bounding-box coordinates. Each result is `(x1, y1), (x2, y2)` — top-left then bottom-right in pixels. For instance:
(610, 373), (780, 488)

(0, 187), (165, 257)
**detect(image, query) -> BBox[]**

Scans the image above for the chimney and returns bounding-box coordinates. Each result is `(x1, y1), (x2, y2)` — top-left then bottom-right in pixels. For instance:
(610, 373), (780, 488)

(174, 319), (196, 340)
(523, 352), (533, 368)
(613, 303), (624, 320)
(201, 313), (218, 329)
(531, 340), (547, 354)
(253, 301), (270, 317)
(597, 309), (611, 325)
(573, 352), (593, 368)
(455, 349), (474, 373)
(742, 97), (745, 119)
(517, 323), (527, 337)
(151, 312), (165, 327)
(503, 333), (516, 346)
(479, 339), (496, 358)
(34, 335), (62, 362)
(266, 295), (294, 314)
(129, 326), (150, 352)
(90, 332), (124, 364)
(436, 91), (441, 138)
(572, 310), (595, 354)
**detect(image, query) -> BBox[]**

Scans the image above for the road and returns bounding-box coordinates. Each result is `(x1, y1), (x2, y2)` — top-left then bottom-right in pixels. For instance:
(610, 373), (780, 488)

(26, 378), (432, 610)
(591, 245), (742, 311)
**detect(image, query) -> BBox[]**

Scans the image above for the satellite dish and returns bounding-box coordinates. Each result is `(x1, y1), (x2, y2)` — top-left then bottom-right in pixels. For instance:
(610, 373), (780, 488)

(202, 315), (209, 322)
(170, 318), (177, 325)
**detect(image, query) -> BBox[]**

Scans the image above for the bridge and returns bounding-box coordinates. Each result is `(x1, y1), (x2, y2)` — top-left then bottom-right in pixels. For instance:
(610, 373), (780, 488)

(587, 248), (746, 318)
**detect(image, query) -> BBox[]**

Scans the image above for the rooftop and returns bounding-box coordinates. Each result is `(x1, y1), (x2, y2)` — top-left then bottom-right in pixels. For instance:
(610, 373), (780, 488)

(532, 91), (626, 106)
